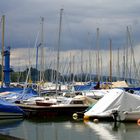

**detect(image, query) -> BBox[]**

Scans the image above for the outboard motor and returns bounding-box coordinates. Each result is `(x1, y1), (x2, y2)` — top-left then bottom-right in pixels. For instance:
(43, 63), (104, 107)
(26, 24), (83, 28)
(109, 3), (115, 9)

(112, 110), (119, 122)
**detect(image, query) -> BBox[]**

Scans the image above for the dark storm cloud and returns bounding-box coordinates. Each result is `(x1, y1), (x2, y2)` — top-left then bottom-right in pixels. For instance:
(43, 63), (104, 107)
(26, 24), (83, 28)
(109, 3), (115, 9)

(0, 0), (140, 51)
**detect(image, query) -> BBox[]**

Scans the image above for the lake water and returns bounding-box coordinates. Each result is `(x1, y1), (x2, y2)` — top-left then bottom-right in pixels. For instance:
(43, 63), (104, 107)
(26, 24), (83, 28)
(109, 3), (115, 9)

(0, 117), (140, 140)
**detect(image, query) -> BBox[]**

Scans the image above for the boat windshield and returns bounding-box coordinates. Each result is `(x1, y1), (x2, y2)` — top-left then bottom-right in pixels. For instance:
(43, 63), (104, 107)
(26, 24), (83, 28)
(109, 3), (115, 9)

(60, 98), (84, 105)
(61, 98), (72, 104)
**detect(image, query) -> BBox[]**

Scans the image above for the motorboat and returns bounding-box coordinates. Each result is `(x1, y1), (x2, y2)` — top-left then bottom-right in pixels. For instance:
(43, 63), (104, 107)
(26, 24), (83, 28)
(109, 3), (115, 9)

(17, 96), (97, 118)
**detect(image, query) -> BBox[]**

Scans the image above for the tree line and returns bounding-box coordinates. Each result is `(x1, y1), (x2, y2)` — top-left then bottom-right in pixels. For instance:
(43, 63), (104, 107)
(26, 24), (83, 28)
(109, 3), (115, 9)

(0, 64), (123, 83)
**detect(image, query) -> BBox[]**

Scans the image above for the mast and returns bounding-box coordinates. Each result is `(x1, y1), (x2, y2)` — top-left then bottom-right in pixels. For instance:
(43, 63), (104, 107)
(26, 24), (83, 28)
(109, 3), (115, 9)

(72, 55), (75, 83)
(89, 50), (92, 81)
(1, 15), (5, 87)
(40, 17), (44, 83)
(35, 33), (40, 70)
(96, 28), (100, 82)
(100, 55), (102, 82)
(69, 52), (72, 82)
(117, 48), (120, 80)
(88, 32), (92, 81)
(80, 49), (83, 83)
(123, 54), (126, 80)
(56, 8), (63, 94)
(109, 39), (112, 84)
(125, 26), (129, 81)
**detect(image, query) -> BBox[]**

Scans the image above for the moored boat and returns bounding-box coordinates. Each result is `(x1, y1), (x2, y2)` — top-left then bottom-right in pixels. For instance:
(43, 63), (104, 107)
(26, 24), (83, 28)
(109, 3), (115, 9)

(16, 96), (96, 118)
(0, 98), (25, 119)
(84, 89), (140, 122)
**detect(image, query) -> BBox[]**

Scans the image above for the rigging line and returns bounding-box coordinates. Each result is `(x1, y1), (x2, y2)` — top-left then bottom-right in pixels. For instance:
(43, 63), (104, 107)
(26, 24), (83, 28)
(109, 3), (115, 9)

(127, 26), (137, 79)
(61, 57), (69, 74)
(0, 17), (1, 30)
(22, 31), (40, 94)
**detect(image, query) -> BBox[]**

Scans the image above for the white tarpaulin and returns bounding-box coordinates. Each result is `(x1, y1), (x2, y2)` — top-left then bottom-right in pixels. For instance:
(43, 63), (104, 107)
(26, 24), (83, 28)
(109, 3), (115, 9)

(84, 89), (140, 121)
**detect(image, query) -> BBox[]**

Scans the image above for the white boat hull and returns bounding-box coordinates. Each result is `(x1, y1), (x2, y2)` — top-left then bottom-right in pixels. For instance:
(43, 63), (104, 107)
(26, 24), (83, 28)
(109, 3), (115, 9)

(84, 110), (140, 122)
(119, 111), (140, 121)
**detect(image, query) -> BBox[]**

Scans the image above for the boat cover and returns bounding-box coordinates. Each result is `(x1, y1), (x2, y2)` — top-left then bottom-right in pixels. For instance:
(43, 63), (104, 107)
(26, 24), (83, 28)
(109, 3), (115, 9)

(84, 89), (140, 117)
(0, 97), (24, 113)
(0, 87), (38, 102)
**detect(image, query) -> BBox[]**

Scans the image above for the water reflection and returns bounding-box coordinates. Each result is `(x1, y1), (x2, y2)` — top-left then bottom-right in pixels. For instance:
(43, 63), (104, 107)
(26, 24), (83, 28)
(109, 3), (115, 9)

(22, 120), (90, 140)
(0, 118), (140, 140)
(0, 119), (23, 139)
(84, 121), (140, 140)
(0, 119), (23, 131)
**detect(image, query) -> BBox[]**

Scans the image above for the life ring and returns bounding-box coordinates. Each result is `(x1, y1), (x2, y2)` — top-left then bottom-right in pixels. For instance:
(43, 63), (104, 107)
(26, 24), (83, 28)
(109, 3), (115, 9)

(73, 113), (78, 120)
(137, 119), (140, 126)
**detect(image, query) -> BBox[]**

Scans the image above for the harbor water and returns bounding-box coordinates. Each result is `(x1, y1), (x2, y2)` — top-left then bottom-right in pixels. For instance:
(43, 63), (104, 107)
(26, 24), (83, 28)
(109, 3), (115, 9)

(0, 117), (140, 140)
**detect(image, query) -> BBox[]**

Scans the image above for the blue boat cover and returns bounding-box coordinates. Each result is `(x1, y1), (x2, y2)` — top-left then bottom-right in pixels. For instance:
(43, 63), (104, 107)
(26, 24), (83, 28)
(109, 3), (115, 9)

(0, 87), (38, 102)
(0, 97), (24, 114)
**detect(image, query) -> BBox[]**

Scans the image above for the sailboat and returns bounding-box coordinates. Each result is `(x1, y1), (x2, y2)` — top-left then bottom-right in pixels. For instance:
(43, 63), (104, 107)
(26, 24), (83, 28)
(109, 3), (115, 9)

(0, 15), (35, 118)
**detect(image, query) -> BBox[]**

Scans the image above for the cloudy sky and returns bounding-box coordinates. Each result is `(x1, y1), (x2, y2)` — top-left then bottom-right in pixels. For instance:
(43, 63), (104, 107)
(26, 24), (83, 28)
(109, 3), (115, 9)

(0, 0), (140, 77)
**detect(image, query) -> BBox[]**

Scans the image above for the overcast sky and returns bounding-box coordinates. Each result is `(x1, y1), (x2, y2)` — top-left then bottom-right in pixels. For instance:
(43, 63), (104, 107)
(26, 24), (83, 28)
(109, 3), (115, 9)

(0, 0), (140, 50)
(1, 0), (140, 77)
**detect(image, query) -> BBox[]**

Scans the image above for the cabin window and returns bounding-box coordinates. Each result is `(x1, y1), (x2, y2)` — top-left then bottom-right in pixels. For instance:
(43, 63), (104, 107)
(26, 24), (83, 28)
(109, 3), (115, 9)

(70, 100), (84, 104)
